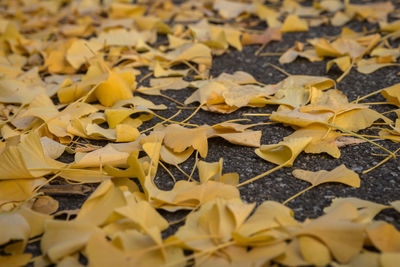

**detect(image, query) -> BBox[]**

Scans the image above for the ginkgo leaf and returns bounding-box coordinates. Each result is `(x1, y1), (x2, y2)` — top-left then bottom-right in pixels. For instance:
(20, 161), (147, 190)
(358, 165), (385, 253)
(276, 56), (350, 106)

(235, 201), (299, 245)
(160, 145), (194, 165)
(0, 212), (30, 254)
(281, 15), (309, 32)
(104, 108), (134, 129)
(275, 239), (310, 266)
(284, 165), (360, 204)
(287, 125), (342, 158)
(255, 137), (312, 166)
(207, 122), (261, 147)
(115, 200), (169, 232)
(73, 144), (129, 168)
(95, 70), (135, 107)
(162, 124), (208, 158)
(292, 164), (360, 188)
(0, 254), (32, 267)
(40, 137), (66, 159)
(380, 253), (400, 267)
(0, 178), (46, 206)
(241, 27), (281, 46)
(76, 179), (126, 226)
(367, 222), (400, 252)
(324, 197), (389, 224)
(391, 201), (400, 213)
(381, 83), (400, 106)
(270, 108), (333, 128)
(299, 235), (332, 266)
(41, 219), (102, 262)
(152, 180), (240, 211)
(296, 203), (365, 263)
(0, 131), (64, 179)
(66, 39), (102, 70)
(254, 2), (281, 28)
(18, 205), (52, 238)
(333, 108), (390, 132)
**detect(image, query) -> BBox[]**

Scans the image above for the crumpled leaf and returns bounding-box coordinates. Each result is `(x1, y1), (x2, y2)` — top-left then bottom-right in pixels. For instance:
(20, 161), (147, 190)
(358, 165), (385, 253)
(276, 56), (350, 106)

(255, 137), (312, 167)
(162, 124), (208, 158)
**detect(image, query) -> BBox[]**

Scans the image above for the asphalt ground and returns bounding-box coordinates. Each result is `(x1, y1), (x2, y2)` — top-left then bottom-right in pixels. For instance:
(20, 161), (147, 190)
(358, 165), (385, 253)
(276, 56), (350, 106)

(24, 4), (400, 262)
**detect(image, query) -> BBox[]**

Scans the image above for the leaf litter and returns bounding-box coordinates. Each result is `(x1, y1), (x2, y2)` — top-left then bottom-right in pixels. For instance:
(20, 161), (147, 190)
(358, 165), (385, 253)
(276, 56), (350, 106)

(0, 0), (400, 266)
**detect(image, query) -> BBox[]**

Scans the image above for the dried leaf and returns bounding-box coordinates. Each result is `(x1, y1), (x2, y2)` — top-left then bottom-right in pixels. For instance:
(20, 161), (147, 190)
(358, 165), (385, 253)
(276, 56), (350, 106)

(292, 164), (360, 188)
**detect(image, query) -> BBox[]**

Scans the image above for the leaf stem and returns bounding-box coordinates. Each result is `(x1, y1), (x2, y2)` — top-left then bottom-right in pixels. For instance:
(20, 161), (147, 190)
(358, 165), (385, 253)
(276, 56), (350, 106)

(326, 122), (395, 158)
(363, 146), (400, 174)
(283, 185), (315, 205)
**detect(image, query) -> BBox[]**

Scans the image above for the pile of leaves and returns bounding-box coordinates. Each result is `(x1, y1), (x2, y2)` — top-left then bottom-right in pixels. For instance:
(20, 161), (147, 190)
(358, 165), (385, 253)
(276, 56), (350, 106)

(1, 0), (400, 266)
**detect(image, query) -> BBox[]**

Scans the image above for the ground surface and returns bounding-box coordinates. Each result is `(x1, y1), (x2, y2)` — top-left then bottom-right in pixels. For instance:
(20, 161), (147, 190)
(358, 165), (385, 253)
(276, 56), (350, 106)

(17, 1), (400, 264)
(49, 17), (400, 235)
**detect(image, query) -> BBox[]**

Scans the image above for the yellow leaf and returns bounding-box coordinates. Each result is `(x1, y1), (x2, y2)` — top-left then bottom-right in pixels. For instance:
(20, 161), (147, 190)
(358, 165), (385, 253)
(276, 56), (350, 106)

(314, 38), (342, 57)
(104, 108), (134, 129)
(73, 144), (129, 168)
(392, 200), (400, 213)
(171, 43), (212, 67)
(76, 179), (126, 226)
(255, 137), (312, 166)
(115, 200), (169, 232)
(297, 203), (365, 263)
(255, 2), (281, 28)
(324, 197), (388, 224)
(0, 178), (46, 206)
(380, 253), (400, 267)
(18, 206), (52, 238)
(66, 39), (102, 70)
(287, 125), (342, 158)
(95, 71), (134, 107)
(152, 180), (240, 211)
(40, 137), (66, 159)
(115, 124), (140, 142)
(367, 222), (400, 252)
(0, 212), (30, 253)
(327, 55), (352, 72)
(299, 235), (332, 266)
(0, 254), (31, 267)
(382, 83), (400, 106)
(333, 108), (389, 132)
(163, 124), (208, 158)
(86, 232), (132, 267)
(0, 131), (64, 179)
(236, 201), (298, 244)
(41, 219), (102, 262)
(292, 164), (360, 188)
(281, 15), (309, 32)
(275, 239), (310, 266)
(270, 108), (333, 128)
(160, 145), (194, 165)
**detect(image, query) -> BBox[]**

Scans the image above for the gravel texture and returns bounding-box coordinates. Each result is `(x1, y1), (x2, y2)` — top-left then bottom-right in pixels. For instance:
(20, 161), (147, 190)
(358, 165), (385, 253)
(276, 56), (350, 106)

(24, 6), (400, 262)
